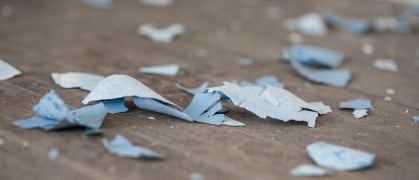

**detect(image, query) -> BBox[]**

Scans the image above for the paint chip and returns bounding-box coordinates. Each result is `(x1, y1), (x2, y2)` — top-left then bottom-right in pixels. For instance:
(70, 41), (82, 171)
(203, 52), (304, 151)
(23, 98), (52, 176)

(412, 116), (419, 123)
(240, 76), (284, 89)
(323, 11), (370, 35)
(0, 59), (21, 80)
(284, 44), (344, 68)
(140, 0), (173, 6)
(51, 72), (104, 91)
(105, 135), (162, 159)
(340, 99), (373, 110)
(291, 60), (350, 87)
(286, 13), (327, 36)
(138, 24), (184, 43)
(139, 64), (180, 77)
(83, 0), (112, 9)
(48, 148), (59, 160)
(291, 164), (330, 177)
(176, 81), (209, 95)
(352, 109), (368, 119)
(307, 141), (375, 171)
(374, 59), (398, 72)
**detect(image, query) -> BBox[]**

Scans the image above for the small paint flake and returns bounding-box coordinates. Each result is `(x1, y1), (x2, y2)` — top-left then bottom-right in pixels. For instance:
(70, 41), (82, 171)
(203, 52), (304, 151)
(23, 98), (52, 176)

(291, 164), (330, 177)
(139, 64), (180, 77)
(362, 43), (374, 55)
(138, 24), (184, 43)
(48, 148), (59, 160)
(384, 96), (392, 101)
(286, 13), (327, 36)
(412, 116), (419, 123)
(190, 172), (204, 180)
(323, 11), (370, 35)
(22, 141), (29, 147)
(386, 88), (395, 95)
(0, 138), (4, 145)
(352, 109), (368, 118)
(105, 135), (162, 159)
(140, 0), (173, 7)
(51, 72), (104, 91)
(307, 141), (375, 171)
(83, 0), (112, 9)
(291, 60), (350, 87)
(340, 99), (373, 110)
(374, 59), (398, 72)
(148, 116), (155, 120)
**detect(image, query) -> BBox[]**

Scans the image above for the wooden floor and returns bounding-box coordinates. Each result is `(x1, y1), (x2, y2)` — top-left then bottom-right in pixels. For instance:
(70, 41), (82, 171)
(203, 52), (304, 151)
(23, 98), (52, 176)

(1, 0), (419, 179)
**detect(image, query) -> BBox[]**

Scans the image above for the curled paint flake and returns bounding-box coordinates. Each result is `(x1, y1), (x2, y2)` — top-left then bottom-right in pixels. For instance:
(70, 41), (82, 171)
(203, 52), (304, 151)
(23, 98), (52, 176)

(176, 81), (209, 95)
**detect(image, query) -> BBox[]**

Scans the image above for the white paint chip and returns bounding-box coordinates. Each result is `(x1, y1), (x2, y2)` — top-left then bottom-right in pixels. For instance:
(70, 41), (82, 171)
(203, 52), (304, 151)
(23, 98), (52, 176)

(353, 109), (368, 118)
(386, 88), (395, 95)
(286, 13), (327, 36)
(384, 96), (392, 101)
(51, 72), (104, 91)
(374, 59), (398, 72)
(139, 64), (180, 77)
(0, 59), (21, 80)
(138, 24), (184, 43)
(362, 43), (374, 55)
(48, 148), (59, 160)
(291, 164), (330, 177)
(140, 0), (173, 6)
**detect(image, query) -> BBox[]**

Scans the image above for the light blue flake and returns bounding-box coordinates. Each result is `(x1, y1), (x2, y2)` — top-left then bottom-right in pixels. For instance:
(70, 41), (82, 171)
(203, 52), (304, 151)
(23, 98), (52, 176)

(67, 103), (107, 129)
(102, 98), (128, 114)
(0, 59), (21, 80)
(48, 148), (59, 160)
(176, 81), (208, 95)
(33, 90), (68, 120)
(184, 93), (225, 125)
(323, 11), (370, 35)
(83, 0), (112, 9)
(307, 141), (375, 171)
(412, 116), (419, 123)
(291, 60), (351, 87)
(106, 135), (162, 159)
(339, 99), (373, 110)
(240, 76), (284, 88)
(285, 45), (344, 68)
(13, 117), (58, 130)
(133, 97), (193, 121)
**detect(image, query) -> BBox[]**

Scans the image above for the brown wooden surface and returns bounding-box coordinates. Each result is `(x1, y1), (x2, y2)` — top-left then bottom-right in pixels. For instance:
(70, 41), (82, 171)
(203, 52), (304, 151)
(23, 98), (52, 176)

(1, 0), (419, 179)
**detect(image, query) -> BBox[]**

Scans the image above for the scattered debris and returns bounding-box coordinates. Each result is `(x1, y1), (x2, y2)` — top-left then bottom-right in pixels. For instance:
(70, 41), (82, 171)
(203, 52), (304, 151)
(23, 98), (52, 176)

(362, 43), (374, 55)
(239, 76), (284, 88)
(374, 59), (398, 72)
(286, 13), (327, 36)
(291, 60), (351, 87)
(291, 164), (330, 177)
(0, 59), (21, 80)
(190, 172), (204, 180)
(284, 45), (344, 68)
(138, 24), (184, 43)
(412, 116), (419, 123)
(209, 82), (331, 128)
(237, 57), (254, 65)
(51, 72), (104, 91)
(104, 135), (162, 159)
(307, 141), (375, 171)
(48, 148), (59, 160)
(323, 11), (370, 35)
(83, 0), (112, 9)
(353, 109), (368, 119)
(176, 81), (209, 95)
(140, 0), (173, 7)
(139, 64), (180, 77)
(14, 90), (107, 135)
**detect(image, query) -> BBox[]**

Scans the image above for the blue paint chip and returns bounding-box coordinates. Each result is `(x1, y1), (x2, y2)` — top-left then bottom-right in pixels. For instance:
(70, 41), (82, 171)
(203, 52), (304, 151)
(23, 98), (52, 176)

(307, 141), (375, 171)
(184, 92), (225, 125)
(105, 134), (162, 159)
(133, 97), (193, 121)
(102, 98), (128, 114)
(240, 76), (284, 88)
(412, 116), (419, 123)
(323, 11), (370, 35)
(339, 99), (373, 110)
(48, 148), (59, 160)
(284, 45), (344, 68)
(176, 81), (208, 95)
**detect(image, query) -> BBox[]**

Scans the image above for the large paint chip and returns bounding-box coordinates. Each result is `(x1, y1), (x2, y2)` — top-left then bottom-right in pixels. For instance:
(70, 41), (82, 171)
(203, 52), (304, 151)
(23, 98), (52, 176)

(0, 59), (21, 80)
(105, 135), (162, 159)
(139, 64), (180, 77)
(209, 82), (330, 127)
(291, 60), (351, 87)
(284, 45), (344, 68)
(82, 74), (177, 107)
(51, 72), (104, 91)
(138, 24), (184, 43)
(307, 141), (375, 171)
